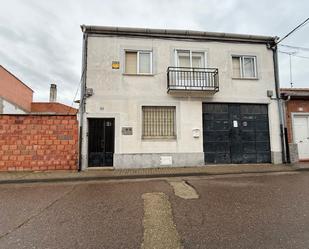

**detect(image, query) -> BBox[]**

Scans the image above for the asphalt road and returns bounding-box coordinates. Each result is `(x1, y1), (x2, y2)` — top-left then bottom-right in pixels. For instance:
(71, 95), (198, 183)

(0, 171), (309, 249)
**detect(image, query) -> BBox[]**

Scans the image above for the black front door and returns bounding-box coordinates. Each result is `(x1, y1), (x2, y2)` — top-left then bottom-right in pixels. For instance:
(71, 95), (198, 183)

(88, 118), (114, 167)
(203, 103), (271, 164)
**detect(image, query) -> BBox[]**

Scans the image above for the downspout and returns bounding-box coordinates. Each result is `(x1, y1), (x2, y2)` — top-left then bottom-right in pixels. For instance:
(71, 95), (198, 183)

(282, 95), (291, 163)
(272, 44), (287, 163)
(78, 27), (88, 171)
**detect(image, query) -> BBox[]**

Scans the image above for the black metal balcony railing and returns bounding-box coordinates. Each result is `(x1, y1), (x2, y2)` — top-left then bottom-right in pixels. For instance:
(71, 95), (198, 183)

(167, 67), (219, 92)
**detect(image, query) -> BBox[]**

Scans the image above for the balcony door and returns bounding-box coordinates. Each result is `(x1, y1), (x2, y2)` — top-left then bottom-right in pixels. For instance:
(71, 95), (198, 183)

(175, 50), (207, 89)
(176, 50), (206, 68)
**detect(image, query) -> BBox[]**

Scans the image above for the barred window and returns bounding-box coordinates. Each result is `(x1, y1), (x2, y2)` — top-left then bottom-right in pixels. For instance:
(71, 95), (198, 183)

(142, 106), (176, 139)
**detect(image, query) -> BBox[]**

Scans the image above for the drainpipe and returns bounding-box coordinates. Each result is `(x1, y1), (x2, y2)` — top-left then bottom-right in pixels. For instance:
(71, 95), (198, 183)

(78, 27), (88, 171)
(272, 44), (287, 164)
(282, 95), (291, 163)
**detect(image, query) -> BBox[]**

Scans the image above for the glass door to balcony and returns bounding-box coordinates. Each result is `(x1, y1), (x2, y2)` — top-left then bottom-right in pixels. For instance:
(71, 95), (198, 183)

(175, 50), (207, 89)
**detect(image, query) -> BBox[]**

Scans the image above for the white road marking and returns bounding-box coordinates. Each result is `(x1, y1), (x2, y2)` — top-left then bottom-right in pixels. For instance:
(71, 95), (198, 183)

(168, 180), (199, 199)
(141, 192), (183, 249)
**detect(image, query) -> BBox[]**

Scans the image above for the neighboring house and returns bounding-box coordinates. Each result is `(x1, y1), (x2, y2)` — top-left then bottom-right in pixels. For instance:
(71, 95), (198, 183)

(79, 26), (284, 169)
(0, 65), (33, 113)
(31, 102), (77, 114)
(0, 67), (78, 172)
(281, 88), (309, 162)
(0, 66), (77, 115)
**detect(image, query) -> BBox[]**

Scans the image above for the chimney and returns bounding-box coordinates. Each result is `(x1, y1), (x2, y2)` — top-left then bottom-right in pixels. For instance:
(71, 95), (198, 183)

(49, 84), (57, 102)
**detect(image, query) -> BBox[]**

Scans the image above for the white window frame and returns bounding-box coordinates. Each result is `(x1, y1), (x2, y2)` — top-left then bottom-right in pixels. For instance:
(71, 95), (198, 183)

(232, 55), (257, 79)
(124, 50), (153, 75)
(174, 49), (207, 68)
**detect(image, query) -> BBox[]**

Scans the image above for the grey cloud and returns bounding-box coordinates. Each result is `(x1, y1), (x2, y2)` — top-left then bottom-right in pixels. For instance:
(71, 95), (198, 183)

(0, 0), (308, 106)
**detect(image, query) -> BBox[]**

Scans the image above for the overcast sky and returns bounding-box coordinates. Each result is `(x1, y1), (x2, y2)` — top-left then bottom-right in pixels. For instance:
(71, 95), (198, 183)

(0, 0), (308, 105)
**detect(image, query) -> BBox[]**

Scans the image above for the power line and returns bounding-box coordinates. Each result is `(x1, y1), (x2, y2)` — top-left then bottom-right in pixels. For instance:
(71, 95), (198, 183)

(279, 50), (309, 59)
(65, 67), (86, 115)
(279, 44), (309, 51)
(277, 17), (309, 44)
(293, 54), (309, 59)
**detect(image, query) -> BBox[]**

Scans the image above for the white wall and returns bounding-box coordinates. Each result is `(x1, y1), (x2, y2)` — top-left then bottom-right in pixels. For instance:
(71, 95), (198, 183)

(0, 98), (27, 114)
(82, 35), (282, 167)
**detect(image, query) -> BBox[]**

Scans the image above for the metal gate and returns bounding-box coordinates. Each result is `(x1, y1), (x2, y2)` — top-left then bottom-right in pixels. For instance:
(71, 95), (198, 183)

(88, 118), (114, 167)
(203, 103), (271, 164)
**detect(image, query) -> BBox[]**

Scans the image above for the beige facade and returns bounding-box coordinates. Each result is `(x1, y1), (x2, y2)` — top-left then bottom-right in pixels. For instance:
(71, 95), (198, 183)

(81, 26), (283, 169)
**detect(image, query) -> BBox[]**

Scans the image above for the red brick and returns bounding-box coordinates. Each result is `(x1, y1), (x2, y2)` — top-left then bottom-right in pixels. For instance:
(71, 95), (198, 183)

(0, 115), (78, 171)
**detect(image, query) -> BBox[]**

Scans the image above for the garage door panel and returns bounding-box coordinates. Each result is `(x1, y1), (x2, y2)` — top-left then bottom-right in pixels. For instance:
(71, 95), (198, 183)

(203, 103), (228, 113)
(203, 120), (213, 130)
(256, 142), (270, 152)
(256, 114), (268, 120)
(230, 143), (242, 154)
(205, 142), (230, 153)
(216, 153), (231, 163)
(243, 153), (257, 163)
(256, 121), (269, 131)
(214, 113), (229, 120)
(241, 121), (255, 131)
(204, 153), (231, 164)
(203, 131), (217, 141)
(216, 142), (230, 153)
(243, 142), (256, 153)
(204, 143), (216, 153)
(231, 153), (243, 164)
(204, 153), (215, 163)
(204, 131), (229, 142)
(203, 113), (214, 121)
(256, 132), (269, 141)
(241, 131), (255, 141)
(214, 120), (229, 130)
(203, 103), (271, 164)
(257, 153), (271, 163)
(241, 114), (255, 120)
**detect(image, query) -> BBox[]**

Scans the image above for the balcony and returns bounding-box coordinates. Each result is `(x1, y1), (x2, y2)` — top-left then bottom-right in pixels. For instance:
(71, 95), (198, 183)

(167, 67), (219, 94)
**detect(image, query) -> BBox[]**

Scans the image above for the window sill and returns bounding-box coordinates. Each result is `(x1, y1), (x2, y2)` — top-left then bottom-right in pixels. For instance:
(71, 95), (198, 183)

(123, 73), (154, 76)
(232, 77), (259, 80)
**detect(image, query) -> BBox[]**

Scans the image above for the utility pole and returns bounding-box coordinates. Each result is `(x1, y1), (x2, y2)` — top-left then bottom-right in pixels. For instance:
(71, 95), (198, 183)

(289, 53), (293, 88)
(279, 50), (297, 88)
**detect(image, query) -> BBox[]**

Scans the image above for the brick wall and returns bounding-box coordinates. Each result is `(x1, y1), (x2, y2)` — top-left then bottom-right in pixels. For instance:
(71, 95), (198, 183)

(0, 115), (78, 171)
(285, 99), (309, 143)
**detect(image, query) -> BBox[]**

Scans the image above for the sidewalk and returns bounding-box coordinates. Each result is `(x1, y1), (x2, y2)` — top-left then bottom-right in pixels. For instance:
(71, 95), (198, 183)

(0, 163), (308, 184)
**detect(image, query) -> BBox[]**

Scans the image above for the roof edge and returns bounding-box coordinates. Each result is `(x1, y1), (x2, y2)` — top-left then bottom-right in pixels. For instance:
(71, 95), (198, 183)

(0, 65), (34, 92)
(80, 25), (278, 44)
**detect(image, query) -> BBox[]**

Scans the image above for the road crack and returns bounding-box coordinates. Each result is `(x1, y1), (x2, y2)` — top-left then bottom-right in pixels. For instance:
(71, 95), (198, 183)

(0, 185), (77, 240)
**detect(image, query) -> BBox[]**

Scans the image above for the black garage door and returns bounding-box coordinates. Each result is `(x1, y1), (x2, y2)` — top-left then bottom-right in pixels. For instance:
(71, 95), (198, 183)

(203, 103), (271, 164)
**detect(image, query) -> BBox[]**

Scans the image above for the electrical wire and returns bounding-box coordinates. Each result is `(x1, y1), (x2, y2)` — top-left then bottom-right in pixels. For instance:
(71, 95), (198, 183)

(277, 17), (309, 44)
(66, 66), (86, 115)
(279, 50), (309, 59)
(280, 44), (309, 51)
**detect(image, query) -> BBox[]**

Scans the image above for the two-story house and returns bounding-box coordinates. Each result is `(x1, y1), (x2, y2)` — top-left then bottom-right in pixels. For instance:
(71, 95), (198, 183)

(79, 26), (284, 169)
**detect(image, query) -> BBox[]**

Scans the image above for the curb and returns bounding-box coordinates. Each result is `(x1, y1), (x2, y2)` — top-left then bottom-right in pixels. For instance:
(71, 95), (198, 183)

(294, 167), (309, 172)
(0, 168), (300, 185)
